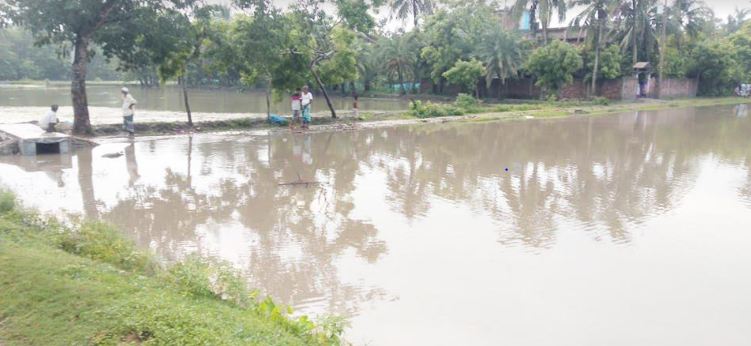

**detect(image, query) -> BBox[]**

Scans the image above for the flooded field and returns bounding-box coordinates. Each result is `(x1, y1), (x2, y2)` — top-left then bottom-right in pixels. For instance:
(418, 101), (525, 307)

(0, 84), (409, 124)
(1, 105), (751, 345)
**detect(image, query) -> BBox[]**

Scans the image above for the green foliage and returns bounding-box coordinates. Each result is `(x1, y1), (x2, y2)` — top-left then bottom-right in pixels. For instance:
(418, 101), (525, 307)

(167, 256), (251, 307)
(442, 59), (484, 94)
(408, 100), (465, 118)
(686, 40), (739, 96)
(408, 93), (487, 117)
(319, 26), (360, 86)
(592, 96), (610, 105)
(0, 190), (15, 214)
(421, 5), (495, 82)
(477, 25), (528, 87)
(56, 221), (155, 273)
(662, 46), (689, 78)
(526, 40), (583, 96)
(729, 22), (751, 82)
(583, 45), (623, 81)
(454, 93), (480, 110)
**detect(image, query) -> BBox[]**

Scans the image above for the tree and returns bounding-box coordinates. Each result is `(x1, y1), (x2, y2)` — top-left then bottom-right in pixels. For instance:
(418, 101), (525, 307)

(388, 0), (434, 28)
(379, 33), (414, 95)
(570, 0), (619, 96)
(421, 5), (494, 91)
(476, 25), (528, 98)
(667, 0), (712, 49)
(1, 0), (196, 135)
(512, 0), (567, 43)
(287, 0), (366, 118)
(686, 40), (738, 96)
(729, 22), (751, 83)
(231, 0), (306, 118)
(583, 44), (623, 82)
(725, 7), (750, 34)
(157, 5), (225, 127)
(525, 40), (583, 97)
(442, 59), (484, 98)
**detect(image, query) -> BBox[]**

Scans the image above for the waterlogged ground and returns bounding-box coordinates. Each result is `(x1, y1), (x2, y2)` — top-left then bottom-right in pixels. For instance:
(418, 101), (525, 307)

(1, 105), (751, 345)
(0, 84), (409, 124)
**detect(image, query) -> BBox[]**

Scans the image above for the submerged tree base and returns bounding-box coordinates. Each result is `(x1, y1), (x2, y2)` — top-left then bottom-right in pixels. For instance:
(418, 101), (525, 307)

(0, 192), (343, 345)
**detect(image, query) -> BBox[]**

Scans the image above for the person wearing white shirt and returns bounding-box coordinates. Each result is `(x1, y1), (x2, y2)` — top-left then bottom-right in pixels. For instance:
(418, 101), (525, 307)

(301, 85), (313, 129)
(121, 87), (137, 136)
(39, 104), (59, 132)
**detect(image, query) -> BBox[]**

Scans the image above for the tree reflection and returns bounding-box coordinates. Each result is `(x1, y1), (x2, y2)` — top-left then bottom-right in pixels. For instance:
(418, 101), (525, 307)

(58, 105), (751, 315)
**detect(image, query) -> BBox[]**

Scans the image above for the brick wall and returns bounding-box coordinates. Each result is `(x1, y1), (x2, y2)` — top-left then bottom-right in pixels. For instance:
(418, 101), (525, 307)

(427, 77), (697, 100)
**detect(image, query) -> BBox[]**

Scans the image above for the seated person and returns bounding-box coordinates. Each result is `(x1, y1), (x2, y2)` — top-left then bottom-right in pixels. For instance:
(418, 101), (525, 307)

(39, 104), (59, 132)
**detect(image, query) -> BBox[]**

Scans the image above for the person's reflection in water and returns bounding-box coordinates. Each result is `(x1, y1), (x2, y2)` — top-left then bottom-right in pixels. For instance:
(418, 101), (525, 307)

(302, 133), (313, 166)
(125, 140), (140, 186)
(735, 104), (748, 118)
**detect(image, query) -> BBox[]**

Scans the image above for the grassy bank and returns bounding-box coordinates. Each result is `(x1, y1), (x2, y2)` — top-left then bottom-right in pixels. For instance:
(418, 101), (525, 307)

(0, 192), (343, 345)
(84, 96), (751, 138)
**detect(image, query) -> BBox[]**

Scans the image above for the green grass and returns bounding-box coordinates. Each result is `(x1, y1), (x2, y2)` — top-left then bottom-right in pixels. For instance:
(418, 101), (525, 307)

(0, 194), (343, 345)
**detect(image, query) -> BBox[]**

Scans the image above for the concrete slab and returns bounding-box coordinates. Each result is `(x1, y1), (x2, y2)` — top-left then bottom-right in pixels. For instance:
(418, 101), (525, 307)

(0, 123), (71, 155)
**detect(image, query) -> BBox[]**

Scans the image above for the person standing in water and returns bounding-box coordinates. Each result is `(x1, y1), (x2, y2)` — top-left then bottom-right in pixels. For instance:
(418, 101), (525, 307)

(301, 85), (313, 130)
(290, 88), (302, 131)
(352, 91), (359, 117)
(121, 87), (137, 137)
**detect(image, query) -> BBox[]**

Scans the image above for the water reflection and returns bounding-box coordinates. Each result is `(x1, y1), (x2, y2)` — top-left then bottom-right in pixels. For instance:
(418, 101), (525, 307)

(2, 105), (751, 322)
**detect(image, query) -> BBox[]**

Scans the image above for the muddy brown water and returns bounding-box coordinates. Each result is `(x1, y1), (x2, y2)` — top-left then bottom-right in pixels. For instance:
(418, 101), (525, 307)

(0, 84), (409, 124)
(2, 105), (751, 345)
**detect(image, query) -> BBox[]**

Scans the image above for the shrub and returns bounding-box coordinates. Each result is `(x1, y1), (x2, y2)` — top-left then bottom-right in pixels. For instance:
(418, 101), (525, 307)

(592, 96), (610, 106)
(454, 93), (480, 112)
(166, 256), (251, 307)
(526, 40), (583, 97)
(409, 100), (465, 118)
(56, 221), (154, 273)
(0, 190), (15, 214)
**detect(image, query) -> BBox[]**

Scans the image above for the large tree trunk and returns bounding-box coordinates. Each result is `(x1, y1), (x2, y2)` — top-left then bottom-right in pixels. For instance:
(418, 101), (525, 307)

(412, 0), (419, 28)
(529, 0), (539, 40)
(632, 0), (638, 65)
(311, 68), (337, 118)
(591, 16), (603, 97)
(180, 77), (193, 127)
(71, 35), (92, 135)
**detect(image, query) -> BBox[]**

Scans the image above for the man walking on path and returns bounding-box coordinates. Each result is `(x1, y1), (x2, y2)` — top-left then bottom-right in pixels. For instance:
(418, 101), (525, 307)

(301, 85), (313, 130)
(121, 87), (137, 137)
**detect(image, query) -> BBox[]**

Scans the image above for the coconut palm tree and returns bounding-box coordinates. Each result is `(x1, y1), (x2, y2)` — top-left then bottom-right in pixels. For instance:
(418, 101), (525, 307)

(512, 0), (567, 43)
(477, 26), (527, 98)
(570, 0), (620, 95)
(379, 35), (414, 95)
(388, 0), (435, 28)
(668, 0), (712, 48)
(612, 0), (659, 65)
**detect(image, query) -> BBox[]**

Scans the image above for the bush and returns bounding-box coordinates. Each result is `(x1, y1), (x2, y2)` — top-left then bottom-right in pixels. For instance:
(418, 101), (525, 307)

(592, 96), (610, 106)
(409, 100), (465, 118)
(494, 104), (543, 112)
(454, 93), (480, 111)
(56, 221), (155, 273)
(526, 40), (583, 97)
(167, 256), (251, 307)
(0, 191), (15, 214)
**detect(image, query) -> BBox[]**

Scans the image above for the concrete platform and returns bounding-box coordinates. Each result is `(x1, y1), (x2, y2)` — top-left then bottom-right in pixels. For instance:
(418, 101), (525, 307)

(0, 123), (71, 155)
